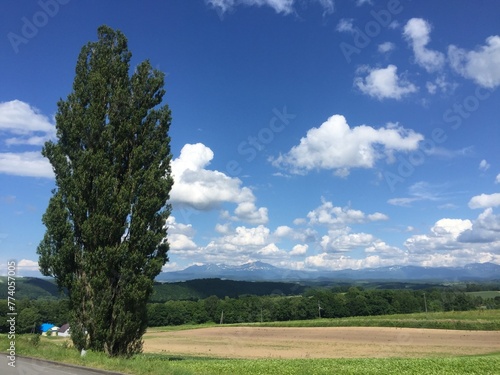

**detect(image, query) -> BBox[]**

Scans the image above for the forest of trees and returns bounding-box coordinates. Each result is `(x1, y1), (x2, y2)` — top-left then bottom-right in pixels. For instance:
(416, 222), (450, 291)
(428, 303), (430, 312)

(145, 287), (499, 326)
(2, 285), (498, 333)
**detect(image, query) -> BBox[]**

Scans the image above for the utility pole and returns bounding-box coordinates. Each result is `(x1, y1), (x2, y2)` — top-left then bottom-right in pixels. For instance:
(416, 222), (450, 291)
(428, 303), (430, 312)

(423, 292), (428, 313)
(220, 310), (224, 324)
(318, 300), (322, 319)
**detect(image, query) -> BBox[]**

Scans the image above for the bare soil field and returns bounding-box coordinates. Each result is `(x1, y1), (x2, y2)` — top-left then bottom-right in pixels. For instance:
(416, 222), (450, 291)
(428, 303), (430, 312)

(143, 326), (500, 359)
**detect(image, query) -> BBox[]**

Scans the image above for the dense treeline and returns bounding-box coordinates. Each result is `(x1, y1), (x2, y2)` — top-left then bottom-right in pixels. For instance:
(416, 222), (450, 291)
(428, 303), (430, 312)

(146, 287), (500, 327)
(2, 286), (499, 333)
(0, 298), (70, 333)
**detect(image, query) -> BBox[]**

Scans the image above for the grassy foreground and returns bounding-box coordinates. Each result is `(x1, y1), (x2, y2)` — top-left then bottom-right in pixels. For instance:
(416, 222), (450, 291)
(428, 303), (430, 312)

(2, 310), (499, 375)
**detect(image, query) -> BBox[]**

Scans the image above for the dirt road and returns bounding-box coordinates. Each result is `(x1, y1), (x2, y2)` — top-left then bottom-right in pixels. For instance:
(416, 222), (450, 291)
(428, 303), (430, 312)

(143, 326), (500, 359)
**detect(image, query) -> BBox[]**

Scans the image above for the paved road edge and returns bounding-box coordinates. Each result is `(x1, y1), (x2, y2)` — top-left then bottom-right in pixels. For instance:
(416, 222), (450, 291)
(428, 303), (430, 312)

(1, 353), (127, 375)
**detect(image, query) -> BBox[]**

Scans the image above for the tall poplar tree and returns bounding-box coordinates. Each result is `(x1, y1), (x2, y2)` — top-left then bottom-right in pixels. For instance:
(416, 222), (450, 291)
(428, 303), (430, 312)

(37, 26), (173, 357)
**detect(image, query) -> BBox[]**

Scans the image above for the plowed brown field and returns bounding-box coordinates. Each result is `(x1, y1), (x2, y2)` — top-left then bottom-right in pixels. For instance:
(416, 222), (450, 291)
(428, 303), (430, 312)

(143, 326), (500, 359)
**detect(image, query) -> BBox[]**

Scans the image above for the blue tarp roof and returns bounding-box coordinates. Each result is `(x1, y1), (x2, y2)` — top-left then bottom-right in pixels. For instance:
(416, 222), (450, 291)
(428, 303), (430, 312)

(40, 323), (55, 332)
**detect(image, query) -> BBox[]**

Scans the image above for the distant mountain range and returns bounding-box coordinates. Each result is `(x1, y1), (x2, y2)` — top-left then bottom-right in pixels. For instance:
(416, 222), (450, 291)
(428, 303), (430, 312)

(158, 261), (500, 282)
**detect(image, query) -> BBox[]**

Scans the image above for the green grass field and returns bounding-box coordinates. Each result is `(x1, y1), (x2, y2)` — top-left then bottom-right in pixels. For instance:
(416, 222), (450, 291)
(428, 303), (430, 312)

(240, 309), (500, 330)
(2, 309), (499, 375)
(147, 309), (500, 332)
(466, 290), (500, 299)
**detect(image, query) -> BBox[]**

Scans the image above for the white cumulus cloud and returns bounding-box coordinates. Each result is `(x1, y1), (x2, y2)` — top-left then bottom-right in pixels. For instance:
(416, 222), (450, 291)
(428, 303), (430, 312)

(0, 100), (55, 146)
(199, 225), (273, 264)
(404, 218), (473, 254)
(321, 231), (375, 252)
(0, 100), (56, 178)
(304, 253), (398, 270)
(234, 202), (269, 225)
(216, 225), (270, 248)
(468, 193), (500, 209)
(271, 114), (423, 175)
(274, 225), (293, 237)
(448, 35), (500, 88)
(0, 152), (53, 178)
(290, 244), (308, 256)
(258, 243), (286, 257)
(171, 143), (268, 224)
(365, 240), (405, 257)
(307, 199), (388, 227)
(378, 42), (395, 54)
(403, 212), (500, 267)
(403, 18), (445, 72)
(165, 216), (198, 252)
(458, 208), (500, 243)
(0, 100), (55, 136)
(18, 259), (39, 271)
(354, 65), (418, 100)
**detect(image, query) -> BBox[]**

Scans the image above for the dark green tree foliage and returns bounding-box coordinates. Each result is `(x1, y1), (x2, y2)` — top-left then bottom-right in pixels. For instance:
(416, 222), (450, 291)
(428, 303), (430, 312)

(17, 307), (42, 334)
(37, 26), (173, 357)
(141, 288), (490, 327)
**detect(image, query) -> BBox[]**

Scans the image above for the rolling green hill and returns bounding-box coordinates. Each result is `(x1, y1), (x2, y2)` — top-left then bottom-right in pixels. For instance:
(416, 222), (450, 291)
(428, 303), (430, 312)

(0, 276), (64, 300)
(150, 278), (306, 302)
(4, 275), (499, 304)
(0, 276), (305, 301)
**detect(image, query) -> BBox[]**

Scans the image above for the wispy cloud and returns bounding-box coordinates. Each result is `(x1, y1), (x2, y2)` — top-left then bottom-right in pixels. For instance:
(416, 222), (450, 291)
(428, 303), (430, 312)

(479, 159), (490, 172)
(354, 0), (373, 6)
(388, 181), (447, 207)
(336, 18), (354, 32)
(206, 0), (334, 16)
(424, 146), (474, 159)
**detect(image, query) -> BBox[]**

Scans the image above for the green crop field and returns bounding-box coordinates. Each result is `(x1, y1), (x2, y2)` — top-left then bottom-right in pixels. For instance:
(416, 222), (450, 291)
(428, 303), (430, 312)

(239, 309), (500, 330)
(3, 337), (499, 375)
(145, 309), (500, 332)
(466, 290), (500, 299)
(173, 356), (500, 375)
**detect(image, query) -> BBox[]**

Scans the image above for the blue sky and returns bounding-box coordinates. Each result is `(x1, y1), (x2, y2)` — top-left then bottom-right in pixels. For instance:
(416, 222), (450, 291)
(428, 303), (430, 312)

(1, 0), (500, 276)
